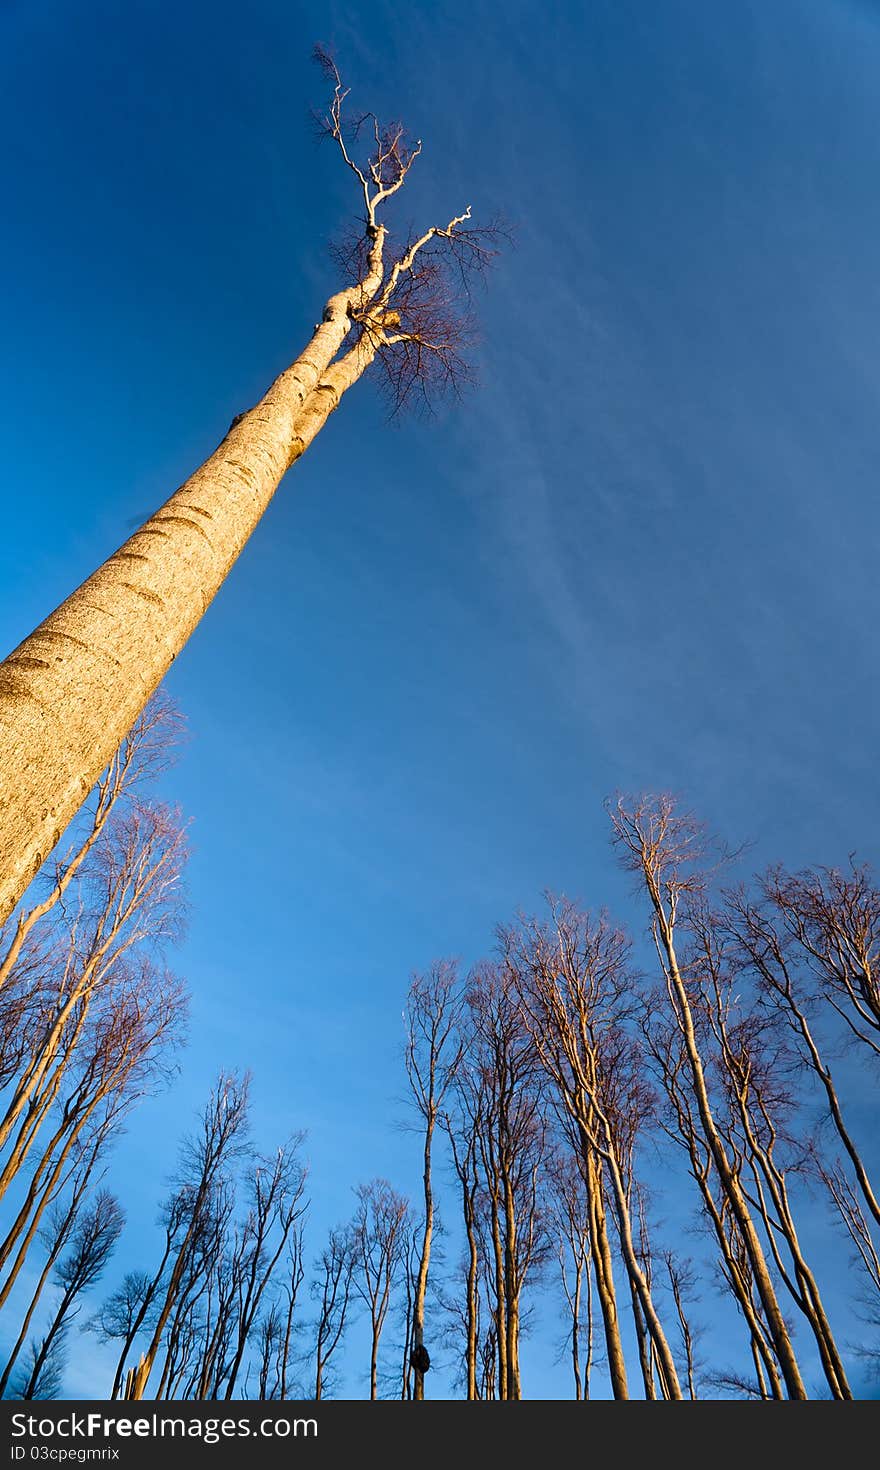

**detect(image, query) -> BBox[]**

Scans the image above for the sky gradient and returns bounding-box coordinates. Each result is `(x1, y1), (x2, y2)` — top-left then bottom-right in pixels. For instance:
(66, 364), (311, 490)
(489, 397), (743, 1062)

(2, 0), (879, 1396)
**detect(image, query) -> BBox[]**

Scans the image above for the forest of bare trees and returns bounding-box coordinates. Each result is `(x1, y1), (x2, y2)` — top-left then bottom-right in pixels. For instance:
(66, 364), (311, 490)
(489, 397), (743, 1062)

(0, 701), (877, 1400)
(0, 22), (877, 1411)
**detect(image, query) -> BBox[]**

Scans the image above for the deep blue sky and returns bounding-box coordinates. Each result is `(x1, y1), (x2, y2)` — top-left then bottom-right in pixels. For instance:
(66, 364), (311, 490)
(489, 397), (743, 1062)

(2, 0), (880, 1397)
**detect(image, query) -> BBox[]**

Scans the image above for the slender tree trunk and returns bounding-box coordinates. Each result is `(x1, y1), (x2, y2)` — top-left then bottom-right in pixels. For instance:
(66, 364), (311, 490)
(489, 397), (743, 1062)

(110, 1246), (169, 1399)
(464, 1208), (480, 1401)
(0, 991), (91, 1181)
(154, 1342), (174, 1402)
(279, 1289), (296, 1402)
(752, 1339), (772, 1400)
(585, 1153), (629, 1400)
(370, 1321), (380, 1402)
(0, 1092), (107, 1306)
(745, 1156), (851, 1399)
(487, 1191), (508, 1399)
(0, 1132), (102, 1397)
(506, 1301), (522, 1400)
(23, 1281), (77, 1398)
(412, 1115), (435, 1401)
(583, 1247), (594, 1399)
(601, 1144), (682, 1399)
(652, 906), (807, 1400)
(571, 1254), (583, 1401)
(0, 1246), (59, 1398)
(0, 314), (376, 929)
(447, 1126), (480, 1400)
(668, 1107), (784, 1399)
(127, 1199), (210, 1400)
(502, 1175), (522, 1401)
(784, 1004), (880, 1227)
(632, 1292), (657, 1399)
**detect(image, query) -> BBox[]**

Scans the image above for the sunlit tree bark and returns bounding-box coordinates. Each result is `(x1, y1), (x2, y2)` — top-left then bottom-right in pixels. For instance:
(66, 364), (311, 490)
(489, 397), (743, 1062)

(690, 907), (852, 1399)
(0, 963), (184, 1310)
(610, 795), (808, 1399)
(505, 901), (681, 1398)
(0, 52), (495, 929)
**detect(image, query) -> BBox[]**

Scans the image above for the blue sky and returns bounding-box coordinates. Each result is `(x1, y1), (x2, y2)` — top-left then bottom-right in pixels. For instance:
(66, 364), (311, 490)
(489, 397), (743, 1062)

(2, 0), (880, 1397)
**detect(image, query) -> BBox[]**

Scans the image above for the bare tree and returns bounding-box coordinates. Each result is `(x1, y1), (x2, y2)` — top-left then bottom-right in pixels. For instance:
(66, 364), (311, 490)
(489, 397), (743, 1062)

(461, 962), (549, 1400)
(269, 1228), (307, 1401)
(504, 900), (682, 1399)
(661, 1251), (700, 1401)
(687, 905), (852, 1399)
(725, 878), (880, 1231)
(0, 960), (186, 1313)
(609, 794), (808, 1399)
(765, 864), (880, 1057)
(0, 801), (187, 1185)
(443, 1087), (482, 1400)
(218, 1136), (309, 1399)
(397, 1224), (422, 1400)
(545, 1146), (594, 1400)
(403, 960), (463, 1400)
(161, 1179), (236, 1400)
(640, 993), (789, 1400)
(821, 1161), (880, 1317)
(0, 696), (183, 998)
(0, 50), (499, 930)
(17, 1190), (123, 1400)
(119, 1129), (307, 1403)
(0, 698), (187, 1212)
(91, 1270), (157, 1401)
(0, 701), (185, 1337)
(0, 1125), (110, 1398)
(7, 1336), (67, 1401)
(122, 1072), (250, 1399)
(311, 1227), (355, 1402)
(351, 1179), (410, 1400)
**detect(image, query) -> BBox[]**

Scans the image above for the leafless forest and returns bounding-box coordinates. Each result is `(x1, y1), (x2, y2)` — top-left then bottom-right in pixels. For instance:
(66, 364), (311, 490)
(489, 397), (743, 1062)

(0, 696), (876, 1400)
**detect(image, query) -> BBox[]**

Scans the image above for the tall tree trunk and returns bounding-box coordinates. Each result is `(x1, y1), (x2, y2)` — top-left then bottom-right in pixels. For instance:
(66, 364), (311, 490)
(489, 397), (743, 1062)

(653, 905), (807, 1400)
(370, 1322), (380, 1402)
(570, 1254), (584, 1401)
(600, 1143), (682, 1399)
(487, 1190), (508, 1400)
(0, 1090), (107, 1306)
(0, 1251), (56, 1398)
(22, 1280), (77, 1398)
(127, 1191), (214, 1400)
(585, 1152), (629, 1400)
(502, 1174), (522, 1401)
(0, 315), (376, 929)
(412, 1115), (435, 1401)
(463, 1202), (480, 1401)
